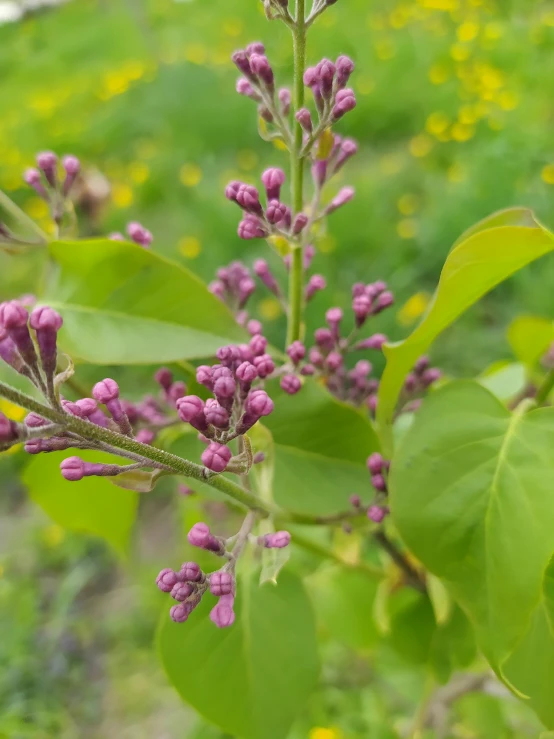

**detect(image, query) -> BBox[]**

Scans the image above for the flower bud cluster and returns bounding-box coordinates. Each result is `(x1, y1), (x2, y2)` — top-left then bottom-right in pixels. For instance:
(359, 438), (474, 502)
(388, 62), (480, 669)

(24, 151), (81, 226)
(109, 220), (153, 249)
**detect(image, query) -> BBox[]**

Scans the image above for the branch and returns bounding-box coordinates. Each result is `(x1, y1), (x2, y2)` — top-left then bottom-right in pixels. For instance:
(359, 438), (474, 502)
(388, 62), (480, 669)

(374, 530), (427, 593)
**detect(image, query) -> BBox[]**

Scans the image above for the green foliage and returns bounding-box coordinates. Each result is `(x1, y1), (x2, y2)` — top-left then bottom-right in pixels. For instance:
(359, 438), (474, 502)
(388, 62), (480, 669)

(377, 209), (554, 452)
(46, 239), (244, 364)
(391, 381), (554, 723)
(157, 571), (319, 739)
(508, 315), (554, 369)
(23, 450), (138, 555)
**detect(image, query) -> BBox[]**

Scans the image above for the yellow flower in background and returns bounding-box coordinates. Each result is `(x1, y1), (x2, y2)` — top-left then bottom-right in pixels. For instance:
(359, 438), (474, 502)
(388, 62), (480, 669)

(450, 44), (470, 62)
(259, 297), (282, 321)
(128, 161), (150, 184)
(457, 21), (479, 42)
(375, 40), (396, 60)
(498, 91), (519, 111)
(397, 219), (418, 239)
(180, 163), (203, 187)
(25, 197), (49, 220)
(429, 63), (449, 85)
(409, 134), (433, 157)
(397, 193), (420, 216)
(356, 75), (375, 95)
(222, 18), (243, 37)
(541, 164), (554, 185)
(237, 150), (259, 171)
(379, 154), (403, 175)
(112, 183), (133, 208)
(179, 236), (201, 259)
(425, 111), (450, 137)
(458, 105), (478, 125)
(418, 0), (459, 9)
(184, 44), (207, 66)
(451, 122), (475, 142)
(397, 292), (431, 326)
(484, 21), (504, 40)
(318, 235), (336, 254)
(308, 728), (343, 739)
(447, 162), (466, 182)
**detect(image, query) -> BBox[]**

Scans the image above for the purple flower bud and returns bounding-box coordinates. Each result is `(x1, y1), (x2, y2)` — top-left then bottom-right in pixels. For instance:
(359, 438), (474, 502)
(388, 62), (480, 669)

(136, 429), (155, 444)
(301, 364), (315, 376)
(258, 105), (273, 123)
(327, 187), (355, 214)
(204, 399), (230, 429)
(316, 58), (336, 98)
(249, 334), (268, 356)
(253, 452), (266, 464)
(236, 77), (261, 101)
(249, 53), (274, 88)
(303, 66), (318, 87)
(254, 259), (281, 295)
(25, 412), (47, 428)
(353, 294), (372, 326)
(36, 151), (58, 187)
(238, 216), (267, 240)
(263, 530), (291, 548)
(154, 367), (173, 392)
(356, 333), (387, 351)
(295, 108), (313, 133)
(170, 582), (194, 601)
(232, 50), (254, 78)
(177, 395), (207, 432)
(170, 603), (191, 623)
(367, 454), (384, 477)
(188, 522), (212, 548)
(293, 213), (309, 235)
(29, 305), (63, 376)
(335, 138), (358, 171)
(314, 327), (334, 349)
(332, 89), (357, 120)
(265, 200), (290, 225)
(180, 561), (203, 582)
(247, 319), (263, 336)
(326, 307), (343, 330)
(278, 87), (291, 115)
(236, 184), (263, 216)
(287, 341), (306, 364)
(225, 180), (242, 203)
(238, 277), (256, 307)
(374, 291), (394, 313)
(325, 351), (343, 371)
(213, 375), (237, 400)
(24, 439), (43, 454)
(156, 568), (180, 593)
(350, 494), (361, 508)
(212, 365), (233, 381)
(422, 368), (442, 386)
(336, 55), (355, 87)
(92, 378), (119, 404)
(62, 399), (85, 417)
(210, 594), (236, 628)
(236, 361), (258, 384)
(109, 232), (125, 241)
(62, 155), (80, 195)
(202, 442), (232, 473)
(306, 274), (326, 301)
(280, 374), (301, 395)
(0, 412), (18, 443)
(368, 505), (387, 524)
(127, 221), (153, 249)
(253, 353), (275, 379)
(209, 570), (234, 597)
(60, 456), (86, 481)
(261, 168), (286, 201)
(414, 356), (430, 374)
(24, 168), (48, 198)
(247, 389), (274, 417)
(309, 348), (324, 367)
(312, 160), (328, 188)
(0, 300), (28, 329)
(196, 365), (213, 390)
(371, 473), (387, 492)
(247, 41), (265, 55)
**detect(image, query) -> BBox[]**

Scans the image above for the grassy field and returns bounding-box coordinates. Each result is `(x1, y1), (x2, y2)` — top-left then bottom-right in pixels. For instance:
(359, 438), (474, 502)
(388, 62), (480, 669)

(1, 0), (554, 735)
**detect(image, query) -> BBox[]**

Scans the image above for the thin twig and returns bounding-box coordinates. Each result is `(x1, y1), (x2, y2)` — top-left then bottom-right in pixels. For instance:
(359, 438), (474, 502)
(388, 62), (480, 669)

(374, 530), (427, 593)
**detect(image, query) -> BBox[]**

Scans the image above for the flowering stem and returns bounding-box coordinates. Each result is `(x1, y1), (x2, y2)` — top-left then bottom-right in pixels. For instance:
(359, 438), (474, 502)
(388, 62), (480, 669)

(286, 0), (307, 346)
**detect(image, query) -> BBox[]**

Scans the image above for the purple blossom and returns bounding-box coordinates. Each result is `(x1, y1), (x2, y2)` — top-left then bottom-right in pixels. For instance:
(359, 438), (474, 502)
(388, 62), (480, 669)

(209, 570), (234, 597)
(201, 442), (232, 473)
(261, 168), (286, 201)
(281, 374), (301, 395)
(156, 568), (181, 593)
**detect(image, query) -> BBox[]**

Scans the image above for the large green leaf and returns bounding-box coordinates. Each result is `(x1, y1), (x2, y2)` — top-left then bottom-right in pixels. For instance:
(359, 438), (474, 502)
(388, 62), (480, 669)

(157, 571), (319, 739)
(45, 239), (245, 364)
(507, 315), (554, 369)
(391, 381), (554, 681)
(377, 209), (554, 453)
(23, 450), (138, 555)
(265, 380), (379, 514)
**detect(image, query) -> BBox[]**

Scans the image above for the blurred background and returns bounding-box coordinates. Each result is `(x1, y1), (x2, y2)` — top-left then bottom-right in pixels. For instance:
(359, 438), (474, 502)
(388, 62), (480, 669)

(1, 0), (554, 736)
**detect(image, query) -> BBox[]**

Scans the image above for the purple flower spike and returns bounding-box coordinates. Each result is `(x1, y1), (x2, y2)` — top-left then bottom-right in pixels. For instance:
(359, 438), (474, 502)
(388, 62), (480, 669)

(210, 593), (236, 628)
(62, 155), (80, 195)
(170, 603), (191, 623)
(209, 570), (234, 597)
(261, 168), (286, 201)
(180, 561), (203, 582)
(247, 389), (274, 417)
(36, 151), (58, 187)
(306, 274), (326, 301)
(24, 168), (48, 199)
(332, 89), (357, 120)
(249, 53), (274, 88)
(60, 456), (86, 482)
(327, 186), (355, 214)
(170, 582), (194, 602)
(127, 221), (153, 248)
(281, 374), (301, 395)
(263, 531), (291, 549)
(336, 55), (355, 87)
(204, 399), (230, 429)
(295, 108), (313, 133)
(201, 442), (232, 473)
(156, 568), (180, 593)
(238, 216), (267, 240)
(368, 505), (387, 524)
(287, 341), (306, 364)
(253, 353), (275, 378)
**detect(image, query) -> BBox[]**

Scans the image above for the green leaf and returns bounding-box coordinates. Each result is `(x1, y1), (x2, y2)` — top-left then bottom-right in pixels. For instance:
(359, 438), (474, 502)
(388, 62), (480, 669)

(388, 590), (435, 665)
(23, 450), (138, 555)
(310, 566), (379, 650)
(391, 381), (554, 680)
(508, 315), (554, 369)
(157, 571), (319, 739)
(377, 209), (554, 453)
(429, 606), (476, 684)
(265, 380), (379, 514)
(110, 467), (166, 493)
(477, 361), (526, 403)
(427, 573), (452, 626)
(45, 239), (245, 364)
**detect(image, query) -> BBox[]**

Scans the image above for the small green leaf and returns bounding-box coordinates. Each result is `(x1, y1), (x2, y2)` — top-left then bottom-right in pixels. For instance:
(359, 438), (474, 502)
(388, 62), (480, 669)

(377, 209), (554, 453)
(508, 315), (554, 369)
(110, 468), (166, 493)
(45, 239), (245, 364)
(477, 361), (526, 402)
(157, 571), (319, 739)
(427, 573), (452, 625)
(391, 381), (554, 682)
(23, 450), (138, 555)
